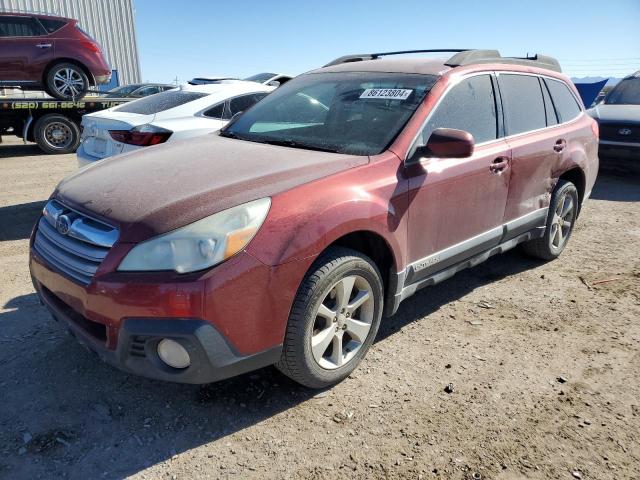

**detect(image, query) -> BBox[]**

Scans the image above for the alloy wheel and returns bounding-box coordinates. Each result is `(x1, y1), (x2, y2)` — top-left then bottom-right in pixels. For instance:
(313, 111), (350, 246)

(550, 192), (575, 250)
(310, 275), (374, 370)
(52, 68), (85, 98)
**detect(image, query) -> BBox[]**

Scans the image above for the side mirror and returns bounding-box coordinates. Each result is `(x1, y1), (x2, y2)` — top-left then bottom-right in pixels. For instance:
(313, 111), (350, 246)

(414, 128), (475, 160)
(266, 80), (281, 87)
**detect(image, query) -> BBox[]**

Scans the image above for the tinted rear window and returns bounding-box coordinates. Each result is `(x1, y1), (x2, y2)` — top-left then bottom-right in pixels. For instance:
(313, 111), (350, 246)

(38, 18), (67, 33)
(545, 79), (582, 122)
(499, 74), (546, 135)
(115, 90), (208, 115)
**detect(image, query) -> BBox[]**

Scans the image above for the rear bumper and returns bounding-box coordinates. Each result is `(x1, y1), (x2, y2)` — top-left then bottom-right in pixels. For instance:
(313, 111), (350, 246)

(94, 73), (112, 85)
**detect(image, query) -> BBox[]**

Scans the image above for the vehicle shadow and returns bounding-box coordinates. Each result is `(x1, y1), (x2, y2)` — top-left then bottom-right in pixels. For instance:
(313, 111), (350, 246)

(0, 200), (44, 241)
(0, 141), (43, 159)
(0, 249), (542, 479)
(591, 170), (640, 202)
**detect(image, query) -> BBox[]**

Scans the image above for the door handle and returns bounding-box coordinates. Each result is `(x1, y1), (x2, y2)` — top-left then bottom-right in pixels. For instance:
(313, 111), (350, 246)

(490, 156), (509, 174)
(553, 139), (566, 153)
(35, 43), (52, 48)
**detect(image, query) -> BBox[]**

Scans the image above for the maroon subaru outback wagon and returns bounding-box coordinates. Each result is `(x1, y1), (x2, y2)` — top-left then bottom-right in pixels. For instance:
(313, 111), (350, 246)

(0, 12), (111, 99)
(30, 49), (599, 388)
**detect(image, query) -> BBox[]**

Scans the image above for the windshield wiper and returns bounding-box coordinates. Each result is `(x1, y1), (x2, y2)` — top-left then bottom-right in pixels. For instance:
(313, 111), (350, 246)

(259, 139), (340, 153)
(218, 130), (243, 139)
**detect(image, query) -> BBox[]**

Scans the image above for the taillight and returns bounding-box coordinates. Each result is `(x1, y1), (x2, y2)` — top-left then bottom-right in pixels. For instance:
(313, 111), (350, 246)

(80, 40), (101, 53)
(109, 125), (172, 146)
(591, 119), (599, 139)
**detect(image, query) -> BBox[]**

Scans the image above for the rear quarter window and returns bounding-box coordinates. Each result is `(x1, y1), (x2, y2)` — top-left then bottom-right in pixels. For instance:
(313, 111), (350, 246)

(545, 79), (582, 122)
(115, 90), (208, 115)
(498, 74), (547, 135)
(38, 18), (67, 33)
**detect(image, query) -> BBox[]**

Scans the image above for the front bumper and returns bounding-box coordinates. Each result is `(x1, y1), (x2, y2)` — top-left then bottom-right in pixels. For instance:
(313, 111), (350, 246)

(599, 141), (640, 172)
(29, 242), (301, 383)
(34, 277), (280, 383)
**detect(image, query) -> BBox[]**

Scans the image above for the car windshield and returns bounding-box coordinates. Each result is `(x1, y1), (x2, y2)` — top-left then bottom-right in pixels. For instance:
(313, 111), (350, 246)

(222, 72), (437, 155)
(244, 73), (277, 83)
(604, 77), (640, 105)
(105, 85), (139, 97)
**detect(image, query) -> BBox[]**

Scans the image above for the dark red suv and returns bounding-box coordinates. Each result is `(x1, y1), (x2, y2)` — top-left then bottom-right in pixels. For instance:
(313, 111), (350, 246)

(29, 49), (599, 389)
(0, 12), (111, 99)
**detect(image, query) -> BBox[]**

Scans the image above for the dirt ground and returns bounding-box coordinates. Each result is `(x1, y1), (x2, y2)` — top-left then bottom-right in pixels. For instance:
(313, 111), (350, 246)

(0, 135), (639, 480)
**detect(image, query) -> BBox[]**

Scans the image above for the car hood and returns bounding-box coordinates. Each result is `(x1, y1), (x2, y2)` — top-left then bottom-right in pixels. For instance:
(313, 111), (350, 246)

(588, 104), (640, 124)
(55, 135), (367, 242)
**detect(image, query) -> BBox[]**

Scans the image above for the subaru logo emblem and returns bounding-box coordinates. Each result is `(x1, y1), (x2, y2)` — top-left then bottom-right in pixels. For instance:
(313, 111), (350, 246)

(618, 128), (632, 136)
(56, 215), (71, 235)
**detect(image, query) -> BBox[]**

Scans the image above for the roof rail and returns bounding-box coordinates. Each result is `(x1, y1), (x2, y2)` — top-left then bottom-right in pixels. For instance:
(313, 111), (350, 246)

(323, 49), (470, 67)
(445, 50), (562, 72)
(324, 49), (562, 73)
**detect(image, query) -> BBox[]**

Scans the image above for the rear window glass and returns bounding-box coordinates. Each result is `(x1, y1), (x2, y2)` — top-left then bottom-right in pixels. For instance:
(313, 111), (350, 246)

(499, 74), (546, 135)
(38, 18), (67, 33)
(545, 79), (582, 122)
(115, 90), (208, 115)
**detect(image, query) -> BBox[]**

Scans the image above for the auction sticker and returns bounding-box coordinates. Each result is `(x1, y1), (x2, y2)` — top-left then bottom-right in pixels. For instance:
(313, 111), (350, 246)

(360, 88), (413, 100)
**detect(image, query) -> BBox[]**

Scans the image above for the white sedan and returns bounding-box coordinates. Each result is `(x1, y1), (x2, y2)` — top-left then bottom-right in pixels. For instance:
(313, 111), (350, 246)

(77, 81), (274, 167)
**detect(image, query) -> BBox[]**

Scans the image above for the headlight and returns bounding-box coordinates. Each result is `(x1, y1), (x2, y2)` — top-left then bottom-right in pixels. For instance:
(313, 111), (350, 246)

(118, 198), (271, 273)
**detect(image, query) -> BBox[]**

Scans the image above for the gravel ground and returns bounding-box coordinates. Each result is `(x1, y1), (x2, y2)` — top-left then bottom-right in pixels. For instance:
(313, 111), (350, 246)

(1, 136), (639, 480)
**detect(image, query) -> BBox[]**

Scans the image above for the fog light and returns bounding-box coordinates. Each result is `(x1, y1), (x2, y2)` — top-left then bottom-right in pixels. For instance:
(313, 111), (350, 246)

(157, 339), (190, 369)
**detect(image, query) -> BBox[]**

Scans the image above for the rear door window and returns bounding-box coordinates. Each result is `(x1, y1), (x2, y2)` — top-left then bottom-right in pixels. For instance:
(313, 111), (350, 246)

(420, 74), (498, 144)
(545, 79), (582, 122)
(115, 90), (208, 115)
(498, 74), (547, 135)
(0, 16), (44, 37)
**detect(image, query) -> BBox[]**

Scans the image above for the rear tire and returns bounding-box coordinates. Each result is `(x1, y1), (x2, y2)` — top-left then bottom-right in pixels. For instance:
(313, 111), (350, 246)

(276, 247), (384, 389)
(33, 114), (80, 154)
(45, 63), (89, 100)
(521, 179), (579, 260)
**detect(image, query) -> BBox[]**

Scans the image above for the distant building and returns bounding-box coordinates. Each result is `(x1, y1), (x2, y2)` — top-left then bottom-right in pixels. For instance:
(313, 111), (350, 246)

(0, 0), (141, 87)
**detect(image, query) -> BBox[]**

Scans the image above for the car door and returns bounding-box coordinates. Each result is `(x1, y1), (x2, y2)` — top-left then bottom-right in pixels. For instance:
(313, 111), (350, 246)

(498, 73), (561, 237)
(405, 73), (512, 284)
(0, 16), (52, 82)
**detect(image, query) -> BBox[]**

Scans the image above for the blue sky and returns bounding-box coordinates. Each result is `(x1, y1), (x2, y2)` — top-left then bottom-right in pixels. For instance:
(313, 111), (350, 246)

(134, 0), (640, 83)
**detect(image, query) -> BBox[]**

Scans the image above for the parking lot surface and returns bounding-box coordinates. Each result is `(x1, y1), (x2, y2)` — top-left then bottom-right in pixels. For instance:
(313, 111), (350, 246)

(1, 136), (639, 479)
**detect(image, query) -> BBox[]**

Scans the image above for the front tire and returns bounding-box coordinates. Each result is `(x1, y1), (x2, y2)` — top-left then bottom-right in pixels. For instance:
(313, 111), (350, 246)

(45, 63), (89, 100)
(521, 179), (579, 260)
(277, 247), (384, 389)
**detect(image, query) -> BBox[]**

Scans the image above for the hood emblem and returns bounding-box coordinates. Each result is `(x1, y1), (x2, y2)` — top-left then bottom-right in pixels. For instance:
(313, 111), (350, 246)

(56, 215), (71, 235)
(618, 128), (632, 136)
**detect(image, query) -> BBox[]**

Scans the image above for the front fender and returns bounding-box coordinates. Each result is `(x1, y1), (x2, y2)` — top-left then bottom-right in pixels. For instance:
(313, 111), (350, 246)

(247, 156), (408, 270)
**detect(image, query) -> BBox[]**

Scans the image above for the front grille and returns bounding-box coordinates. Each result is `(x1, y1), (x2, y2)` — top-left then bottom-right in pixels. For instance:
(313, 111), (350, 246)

(33, 200), (119, 285)
(600, 123), (640, 143)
